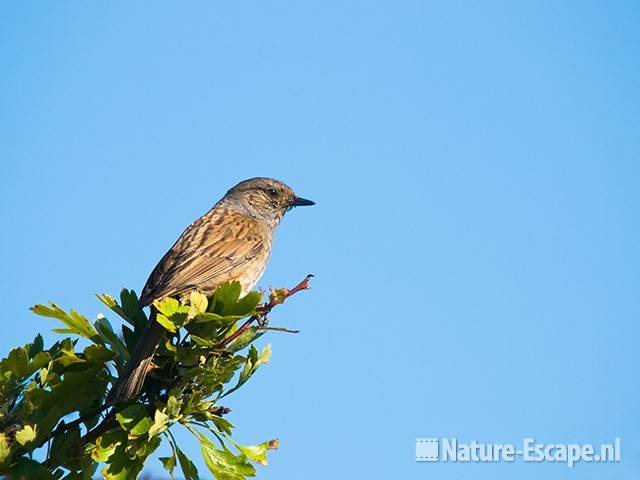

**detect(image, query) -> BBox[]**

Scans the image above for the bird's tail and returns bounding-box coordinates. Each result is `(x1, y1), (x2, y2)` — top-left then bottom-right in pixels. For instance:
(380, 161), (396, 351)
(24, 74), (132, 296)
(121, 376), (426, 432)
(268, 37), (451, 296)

(106, 308), (166, 403)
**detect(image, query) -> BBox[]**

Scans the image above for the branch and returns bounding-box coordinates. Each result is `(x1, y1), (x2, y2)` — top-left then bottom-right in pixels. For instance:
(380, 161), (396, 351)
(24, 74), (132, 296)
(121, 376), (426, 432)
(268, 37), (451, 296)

(220, 274), (313, 346)
(258, 326), (300, 334)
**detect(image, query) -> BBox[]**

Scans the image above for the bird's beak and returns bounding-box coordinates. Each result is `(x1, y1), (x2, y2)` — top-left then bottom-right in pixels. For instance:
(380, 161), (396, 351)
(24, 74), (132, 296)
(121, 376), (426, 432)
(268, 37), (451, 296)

(291, 196), (315, 207)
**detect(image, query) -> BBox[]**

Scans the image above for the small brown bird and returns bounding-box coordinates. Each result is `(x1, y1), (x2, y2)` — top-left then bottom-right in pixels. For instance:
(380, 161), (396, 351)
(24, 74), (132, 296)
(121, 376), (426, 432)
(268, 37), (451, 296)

(107, 177), (314, 402)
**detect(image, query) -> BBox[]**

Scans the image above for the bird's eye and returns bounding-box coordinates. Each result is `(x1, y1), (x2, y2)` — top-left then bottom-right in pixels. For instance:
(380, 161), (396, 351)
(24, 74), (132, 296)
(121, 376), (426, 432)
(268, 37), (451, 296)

(267, 188), (278, 197)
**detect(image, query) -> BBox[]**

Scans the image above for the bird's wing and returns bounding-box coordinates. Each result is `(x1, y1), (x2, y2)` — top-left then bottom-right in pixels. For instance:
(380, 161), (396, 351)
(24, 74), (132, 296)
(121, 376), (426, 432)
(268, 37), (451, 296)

(139, 208), (268, 306)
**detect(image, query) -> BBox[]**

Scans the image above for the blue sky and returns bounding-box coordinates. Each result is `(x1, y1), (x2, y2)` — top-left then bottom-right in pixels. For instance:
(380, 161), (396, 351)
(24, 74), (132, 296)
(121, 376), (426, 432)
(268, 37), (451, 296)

(1, 1), (639, 479)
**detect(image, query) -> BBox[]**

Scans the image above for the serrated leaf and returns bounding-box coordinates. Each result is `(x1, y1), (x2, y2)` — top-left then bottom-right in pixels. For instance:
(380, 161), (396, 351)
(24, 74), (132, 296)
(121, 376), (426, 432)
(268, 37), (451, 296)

(155, 314), (178, 333)
(0, 433), (11, 465)
(31, 303), (99, 342)
(167, 395), (181, 418)
(159, 455), (176, 479)
(51, 328), (76, 335)
(96, 293), (117, 309)
(154, 298), (188, 332)
(211, 415), (234, 436)
(101, 450), (144, 480)
(83, 344), (115, 364)
(115, 405), (153, 437)
(176, 445), (199, 480)
(15, 425), (37, 446)
(90, 429), (125, 462)
(25, 351), (51, 378)
(227, 327), (262, 353)
(120, 289), (148, 330)
(199, 433), (256, 480)
(189, 334), (216, 346)
(39, 366), (48, 386)
(223, 344), (271, 398)
(96, 291), (147, 331)
(193, 312), (242, 325)
(134, 435), (161, 459)
(50, 424), (82, 469)
(153, 297), (182, 317)
(224, 291), (263, 317)
(233, 439), (279, 466)
(6, 347), (29, 378)
(94, 315), (128, 366)
(8, 458), (55, 480)
(189, 291), (209, 319)
(29, 334), (44, 358)
(148, 409), (169, 437)
(212, 282), (242, 315)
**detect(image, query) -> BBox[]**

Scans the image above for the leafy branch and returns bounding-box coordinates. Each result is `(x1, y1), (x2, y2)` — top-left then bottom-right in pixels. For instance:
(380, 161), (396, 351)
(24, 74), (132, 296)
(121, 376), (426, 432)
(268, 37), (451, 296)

(0, 276), (311, 480)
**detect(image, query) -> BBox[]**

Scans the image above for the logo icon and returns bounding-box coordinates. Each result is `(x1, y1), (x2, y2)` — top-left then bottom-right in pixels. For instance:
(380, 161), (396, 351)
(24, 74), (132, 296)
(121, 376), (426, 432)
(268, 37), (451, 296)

(416, 438), (439, 462)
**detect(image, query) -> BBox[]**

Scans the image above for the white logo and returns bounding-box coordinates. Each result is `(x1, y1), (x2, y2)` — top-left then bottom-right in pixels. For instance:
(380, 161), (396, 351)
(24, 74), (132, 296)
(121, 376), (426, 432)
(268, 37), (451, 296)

(416, 438), (621, 467)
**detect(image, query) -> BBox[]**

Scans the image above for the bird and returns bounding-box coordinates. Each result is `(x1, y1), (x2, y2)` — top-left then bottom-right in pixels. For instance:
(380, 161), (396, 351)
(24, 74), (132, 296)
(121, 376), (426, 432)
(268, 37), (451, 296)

(107, 177), (314, 402)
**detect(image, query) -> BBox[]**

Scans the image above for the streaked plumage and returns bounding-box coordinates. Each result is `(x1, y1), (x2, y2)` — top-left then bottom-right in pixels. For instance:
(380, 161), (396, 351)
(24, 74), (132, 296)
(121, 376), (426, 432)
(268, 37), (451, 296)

(107, 177), (314, 402)
(139, 208), (271, 304)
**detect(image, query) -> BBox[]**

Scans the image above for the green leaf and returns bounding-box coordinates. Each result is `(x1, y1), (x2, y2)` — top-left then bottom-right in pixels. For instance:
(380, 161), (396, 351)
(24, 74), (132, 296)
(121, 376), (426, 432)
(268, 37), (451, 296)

(100, 431), (159, 480)
(6, 347), (29, 378)
(223, 344), (271, 398)
(233, 439), (279, 466)
(257, 343), (272, 365)
(167, 395), (181, 418)
(227, 327), (262, 353)
(176, 445), (199, 480)
(199, 433), (256, 480)
(154, 297), (183, 317)
(189, 334), (216, 346)
(0, 433), (12, 465)
(29, 334), (44, 358)
(224, 291), (263, 317)
(61, 472), (91, 480)
(96, 290), (147, 332)
(154, 298), (189, 332)
(83, 344), (115, 364)
(134, 435), (161, 459)
(90, 429), (125, 462)
(25, 351), (51, 379)
(211, 282), (242, 315)
(50, 424), (82, 469)
(189, 291), (209, 319)
(101, 453), (143, 480)
(122, 324), (146, 355)
(193, 312), (243, 326)
(148, 409), (169, 437)
(96, 292), (117, 309)
(31, 303), (99, 342)
(115, 405), (153, 437)
(159, 454), (176, 479)
(7, 458), (55, 480)
(210, 415), (234, 436)
(2, 282), (292, 479)
(20, 368), (107, 442)
(15, 424), (37, 446)
(155, 314), (179, 333)
(120, 289), (148, 330)
(94, 314), (128, 365)
(39, 366), (49, 386)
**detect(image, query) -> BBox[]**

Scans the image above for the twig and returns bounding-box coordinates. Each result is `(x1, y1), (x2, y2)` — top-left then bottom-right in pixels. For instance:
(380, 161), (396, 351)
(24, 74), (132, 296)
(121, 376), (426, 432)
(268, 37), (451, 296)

(219, 274), (313, 346)
(258, 326), (300, 334)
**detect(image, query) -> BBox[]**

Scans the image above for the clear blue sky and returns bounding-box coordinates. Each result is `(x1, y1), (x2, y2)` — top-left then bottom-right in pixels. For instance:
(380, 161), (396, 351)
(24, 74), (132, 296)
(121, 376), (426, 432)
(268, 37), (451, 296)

(1, 2), (639, 479)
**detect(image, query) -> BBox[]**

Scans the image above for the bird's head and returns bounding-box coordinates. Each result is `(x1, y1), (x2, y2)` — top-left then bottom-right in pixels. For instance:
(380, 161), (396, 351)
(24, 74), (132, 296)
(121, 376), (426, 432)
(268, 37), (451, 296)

(222, 177), (314, 228)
